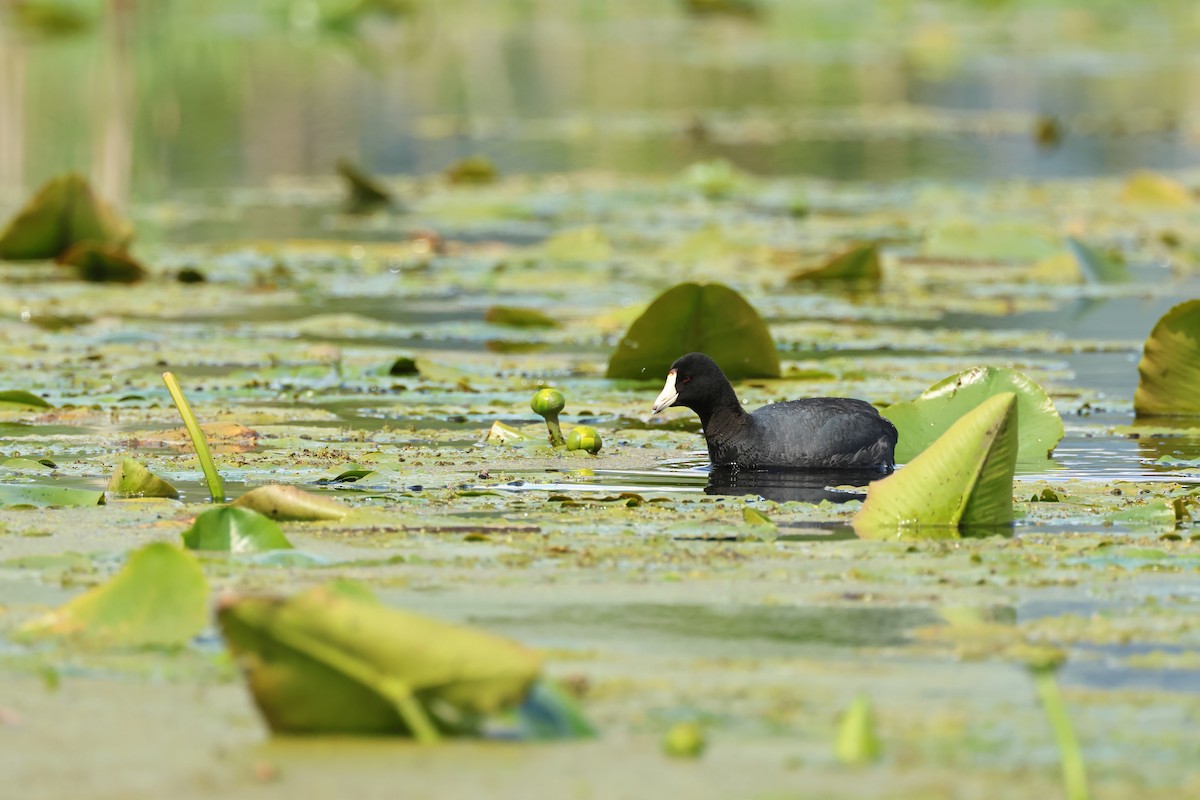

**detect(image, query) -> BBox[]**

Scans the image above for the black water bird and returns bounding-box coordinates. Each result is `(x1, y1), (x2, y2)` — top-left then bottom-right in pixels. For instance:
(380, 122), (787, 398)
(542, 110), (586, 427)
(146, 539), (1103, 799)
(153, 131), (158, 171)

(652, 352), (897, 471)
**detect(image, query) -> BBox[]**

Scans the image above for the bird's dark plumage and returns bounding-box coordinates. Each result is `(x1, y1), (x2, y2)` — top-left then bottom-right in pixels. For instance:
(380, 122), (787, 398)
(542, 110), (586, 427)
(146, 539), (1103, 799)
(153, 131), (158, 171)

(652, 352), (897, 471)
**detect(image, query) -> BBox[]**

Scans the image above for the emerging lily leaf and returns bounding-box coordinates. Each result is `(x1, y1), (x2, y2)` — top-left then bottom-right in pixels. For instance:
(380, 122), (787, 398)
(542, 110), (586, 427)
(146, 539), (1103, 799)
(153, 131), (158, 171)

(20, 542), (208, 647)
(1134, 299), (1200, 416)
(789, 243), (881, 284)
(217, 585), (543, 740)
(606, 282), (780, 380)
(0, 390), (52, 409)
(107, 458), (180, 499)
(231, 484), (349, 521)
(182, 506), (294, 552)
(1065, 237), (1127, 284)
(58, 242), (146, 283)
(0, 173), (133, 260)
(484, 306), (560, 329)
(854, 392), (1019, 538)
(336, 158), (394, 212)
(0, 484), (104, 507)
(835, 695), (882, 765)
(883, 366), (1062, 463)
(1119, 171), (1193, 207)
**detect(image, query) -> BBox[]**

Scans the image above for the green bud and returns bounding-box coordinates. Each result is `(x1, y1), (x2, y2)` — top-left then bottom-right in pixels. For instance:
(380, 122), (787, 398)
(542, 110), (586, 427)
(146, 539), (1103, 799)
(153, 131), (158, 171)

(566, 426), (602, 455)
(662, 721), (706, 758)
(530, 388), (565, 417)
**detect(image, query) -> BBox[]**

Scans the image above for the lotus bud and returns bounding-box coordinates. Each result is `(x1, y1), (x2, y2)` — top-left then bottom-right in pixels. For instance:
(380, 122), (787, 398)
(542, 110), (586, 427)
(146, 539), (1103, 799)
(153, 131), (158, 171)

(530, 388), (566, 446)
(566, 425), (602, 455)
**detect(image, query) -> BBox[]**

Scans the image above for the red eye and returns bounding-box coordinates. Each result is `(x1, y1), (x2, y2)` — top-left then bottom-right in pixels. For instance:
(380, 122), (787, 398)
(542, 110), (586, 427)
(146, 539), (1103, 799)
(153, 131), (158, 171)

(681, 376), (692, 384)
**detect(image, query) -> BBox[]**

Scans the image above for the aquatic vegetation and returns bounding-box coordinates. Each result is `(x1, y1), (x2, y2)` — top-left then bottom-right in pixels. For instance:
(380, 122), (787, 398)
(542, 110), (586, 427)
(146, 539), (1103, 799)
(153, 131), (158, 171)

(161, 372), (225, 502)
(1022, 647), (1090, 800)
(59, 242), (146, 283)
(855, 393), (1017, 538)
(788, 243), (882, 284)
(336, 158), (395, 213)
(0, 390), (52, 409)
(530, 388), (567, 446)
(0, 484), (104, 507)
(444, 155), (499, 185)
(107, 458), (180, 499)
(484, 306), (560, 329)
(1065, 237), (1127, 284)
(1134, 300), (1200, 416)
(566, 425), (602, 455)
(0, 173), (132, 260)
(606, 283), (780, 380)
(834, 695), (881, 766)
(231, 484), (349, 521)
(19, 543), (208, 647)
(181, 506), (294, 553)
(662, 721), (707, 758)
(1119, 171), (1193, 208)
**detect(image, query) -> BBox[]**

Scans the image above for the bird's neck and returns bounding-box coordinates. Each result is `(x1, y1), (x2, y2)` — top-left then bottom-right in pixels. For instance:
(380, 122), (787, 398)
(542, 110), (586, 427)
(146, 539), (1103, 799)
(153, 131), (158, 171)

(695, 383), (748, 439)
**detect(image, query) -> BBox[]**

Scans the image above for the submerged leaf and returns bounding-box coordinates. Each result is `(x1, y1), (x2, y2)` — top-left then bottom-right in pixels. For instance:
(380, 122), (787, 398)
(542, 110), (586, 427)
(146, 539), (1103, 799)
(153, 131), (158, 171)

(20, 542), (207, 647)
(58, 242), (146, 283)
(789, 243), (881, 284)
(854, 392), (1018, 538)
(883, 366), (1062, 463)
(182, 506), (294, 552)
(232, 484), (349, 521)
(217, 585), (543, 738)
(484, 306), (560, 329)
(0, 484), (104, 508)
(107, 458), (180, 499)
(0, 173), (133, 260)
(606, 282), (779, 380)
(1134, 299), (1200, 416)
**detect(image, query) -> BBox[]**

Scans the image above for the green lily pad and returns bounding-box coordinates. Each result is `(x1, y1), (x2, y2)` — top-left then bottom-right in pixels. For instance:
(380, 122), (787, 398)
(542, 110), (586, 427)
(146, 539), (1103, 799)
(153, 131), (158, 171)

(854, 392), (1019, 538)
(336, 158), (394, 212)
(231, 484), (349, 521)
(444, 155), (498, 185)
(1134, 300), (1200, 416)
(924, 220), (1060, 262)
(606, 282), (780, 380)
(216, 584), (544, 739)
(835, 695), (881, 766)
(683, 158), (745, 199)
(883, 366), (1062, 463)
(181, 506), (294, 552)
(541, 226), (612, 262)
(1066, 237), (1127, 284)
(789, 243), (881, 284)
(0, 390), (52, 409)
(0, 484), (105, 508)
(19, 542), (208, 647)
(484, 306), (560, 329)
(107, 458), (180, 499)
(2, 458), (54, 472)
(1120, 171), (1193, 207)
(0, 173), (133, 260)
(59, 241), (146, 283)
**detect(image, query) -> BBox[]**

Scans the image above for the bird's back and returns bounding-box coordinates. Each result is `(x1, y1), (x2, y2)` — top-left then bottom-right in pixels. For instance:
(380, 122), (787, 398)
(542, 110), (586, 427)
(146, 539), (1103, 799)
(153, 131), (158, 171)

(715, 397), (897, 469)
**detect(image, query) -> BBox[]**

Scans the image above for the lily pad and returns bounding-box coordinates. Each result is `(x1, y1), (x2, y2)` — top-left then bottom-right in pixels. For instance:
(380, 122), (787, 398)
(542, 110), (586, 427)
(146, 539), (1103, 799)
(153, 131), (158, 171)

(216, 584), (544, 739)
(484, 306), (560, 329)
(59, 241), (146, 283)
(181, 506), (294, 552)
(336, 158), (394, 212)
(1134, 300), (1200, 416)
(854, 392), (1019, 538)
(683, 159), (745, 199)
(606, 282), (780, 380)
(1065, 237), (1127, 284)
(20, 542), (208, 647)
(0, 390), (52, 409)
(106, 458), (180, 499)
(0, 173), (133, 260)
(0, 484), (104, 508)
(789, 244), (881, 284)
(883, 366), (1062, 463)
(835, 695), (881, 765)
(1120, 171), (1193, 207)
(231, 484), (349, 521)
(924, 220), (1060, 262)
(541, 226), (612, 262)
(444, 155), (498, 185)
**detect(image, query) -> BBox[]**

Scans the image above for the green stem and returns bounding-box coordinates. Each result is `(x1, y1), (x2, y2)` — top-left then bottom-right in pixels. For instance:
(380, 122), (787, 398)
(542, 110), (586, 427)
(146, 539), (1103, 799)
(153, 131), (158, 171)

(162, 372), (224, 503)
(545, 416), (565, 447)
(1033, 668), (1089, 800)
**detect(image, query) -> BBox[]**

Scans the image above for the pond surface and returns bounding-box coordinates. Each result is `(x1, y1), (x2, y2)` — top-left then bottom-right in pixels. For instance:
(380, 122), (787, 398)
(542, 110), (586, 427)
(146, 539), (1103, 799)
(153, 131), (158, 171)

(3, 2), (1200, 799)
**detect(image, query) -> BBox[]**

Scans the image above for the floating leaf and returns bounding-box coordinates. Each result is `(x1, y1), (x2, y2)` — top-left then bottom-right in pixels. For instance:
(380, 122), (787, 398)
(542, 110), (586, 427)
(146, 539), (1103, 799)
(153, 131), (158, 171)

(682, 0), (762, 19)
(606, 282), (780, 380)
(0, 484), (104, 508)
(541, 226), (612, 262)
(445, 155), (498, 185)
(106, 458), (180, 499)
(336, 158), (394, 212)
(683, 159), (745, 199)
(1134, 300), (1200, 416)
(0, 390), (52, 409)
(20, 542), (207, 647)
(883, 366), (1062, 462)
(58, 242), (146, 283)
(484, 306), (560, 329)
(0, 173), (133, 260)
(182, 506), (294, 552)
(1120, 171), (1192, 207)
(232, 485), (349, 521)
(1065, 237), (1127, 284)
(485, 421), (532, 444)
(854, 392), (1018, 538)
(924, 220), (1060, 262)
(216, 585), (543, 739)
(835, 695), (882, 765)
(387, 356), (419, 376)
(2, 457), (53, 472)
(789, 244), (881, 284)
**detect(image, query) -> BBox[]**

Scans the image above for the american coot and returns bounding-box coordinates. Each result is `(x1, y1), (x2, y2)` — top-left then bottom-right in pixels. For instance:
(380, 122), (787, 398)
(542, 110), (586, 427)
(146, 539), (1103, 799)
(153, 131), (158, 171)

(652, 352), (898, 471)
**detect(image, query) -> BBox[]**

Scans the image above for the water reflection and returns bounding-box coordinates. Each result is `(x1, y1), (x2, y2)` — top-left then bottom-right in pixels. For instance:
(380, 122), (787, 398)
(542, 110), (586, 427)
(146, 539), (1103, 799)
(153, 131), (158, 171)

(705, 466), (889, 504)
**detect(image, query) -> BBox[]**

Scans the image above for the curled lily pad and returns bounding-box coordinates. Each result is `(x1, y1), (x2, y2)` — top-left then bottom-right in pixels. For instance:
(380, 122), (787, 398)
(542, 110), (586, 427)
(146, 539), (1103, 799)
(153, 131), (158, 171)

(20, 542), (207, 647)
(484, 306), (560, 329)
(606, 282), (780, 380)
(232, 484), (349, 521)
(854, 392), (1018, 538)
(58, 242), (146, 283)
(789, 243), (881, 284)
(0, 484), (104, 508)
(485, 420), (532, 444)
(1134, 300), (1200, 416)
(336, 158), (394, 212)
(0, 390), (52, 409)
(182, 506), (294, 552)
(216, 584), (544, 739)
(0, 173), (133, 260)
(107, 458), (179, 499)
(883, 366), (1062, 463)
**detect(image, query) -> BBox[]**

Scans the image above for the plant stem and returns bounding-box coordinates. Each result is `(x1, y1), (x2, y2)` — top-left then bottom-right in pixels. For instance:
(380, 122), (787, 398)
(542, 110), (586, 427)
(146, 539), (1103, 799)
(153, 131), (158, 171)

(162, 372), (224, 503)
(545, 416), (565, 447)
(1033, 668), (1089, 800)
